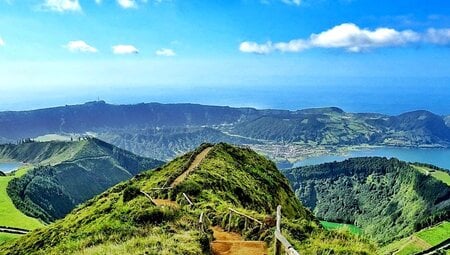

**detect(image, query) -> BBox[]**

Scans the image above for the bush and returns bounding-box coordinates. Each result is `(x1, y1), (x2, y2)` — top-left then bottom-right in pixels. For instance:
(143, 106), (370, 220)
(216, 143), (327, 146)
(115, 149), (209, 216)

(132, 207), (177, 225)
(122, 186), (141, 202)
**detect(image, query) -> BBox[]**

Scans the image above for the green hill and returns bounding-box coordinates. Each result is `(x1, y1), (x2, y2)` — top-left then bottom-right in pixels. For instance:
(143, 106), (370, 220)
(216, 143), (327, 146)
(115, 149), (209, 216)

(0, 143), (375, 255)
(283, 157), (450, 244)
(0, 138), (163, 223)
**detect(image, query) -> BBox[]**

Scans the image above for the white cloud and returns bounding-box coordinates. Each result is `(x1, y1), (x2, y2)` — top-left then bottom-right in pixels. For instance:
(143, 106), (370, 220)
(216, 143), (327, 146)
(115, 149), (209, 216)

(112, 45), (139, 54)
(280, 0), (301, 6)
(155, 48), (176, 57)
(65, 40), (98, 53)
(425, 28), (450, 45)
(239, 41), (273, 54)
(0, 38), (4, 47)
(274, 39), (309, 52)
(95, 0), (102, 4)
(240, 23), (423, 54)
(117, 0), (136, 8)
(42, 0), (81, 12)
(309, 23), (420, 52)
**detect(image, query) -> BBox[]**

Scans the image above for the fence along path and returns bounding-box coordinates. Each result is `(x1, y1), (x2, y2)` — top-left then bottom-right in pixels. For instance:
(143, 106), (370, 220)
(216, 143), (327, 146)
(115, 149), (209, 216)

(140, 146), (298, 254)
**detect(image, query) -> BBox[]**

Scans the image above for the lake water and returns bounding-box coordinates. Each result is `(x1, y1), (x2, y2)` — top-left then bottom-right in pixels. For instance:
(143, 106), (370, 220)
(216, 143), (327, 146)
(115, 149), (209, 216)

(292, 147), (450, 170)
(0, 162), (23, 173)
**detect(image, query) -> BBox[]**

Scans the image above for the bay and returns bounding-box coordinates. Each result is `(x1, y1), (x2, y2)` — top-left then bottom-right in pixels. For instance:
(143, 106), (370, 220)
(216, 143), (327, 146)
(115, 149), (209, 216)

(292, 147), (450, 170)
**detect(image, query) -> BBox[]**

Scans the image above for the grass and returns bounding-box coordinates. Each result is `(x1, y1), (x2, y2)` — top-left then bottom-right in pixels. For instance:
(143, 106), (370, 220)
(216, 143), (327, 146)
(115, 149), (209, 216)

(320, 221), (363, 235)
(382, 221), (450, 254)
(0, 166), (44, 230)
(0, 233), (22, 244)
(416, 221), (450, 246)
(413, 165), (450, 186)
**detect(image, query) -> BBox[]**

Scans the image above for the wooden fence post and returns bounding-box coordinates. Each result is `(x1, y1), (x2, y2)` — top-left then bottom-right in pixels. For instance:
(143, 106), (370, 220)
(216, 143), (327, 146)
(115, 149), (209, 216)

(199, 212), (204, 232)
(182, 193), (194, 206)
(228, 211), (233, 232)
(275, 205), (282, 255)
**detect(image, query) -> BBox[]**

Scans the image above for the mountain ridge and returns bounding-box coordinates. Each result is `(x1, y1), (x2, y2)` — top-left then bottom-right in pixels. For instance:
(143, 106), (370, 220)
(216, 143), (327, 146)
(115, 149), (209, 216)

(0, 101), (449, 163)
(1, 138), (164, 222)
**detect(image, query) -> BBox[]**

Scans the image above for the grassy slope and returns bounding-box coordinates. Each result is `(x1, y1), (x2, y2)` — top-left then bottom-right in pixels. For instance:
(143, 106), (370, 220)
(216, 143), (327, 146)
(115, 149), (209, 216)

(0, 167), (43, 229)
(382, 221), (450, 254)
(0, 143), (375, 255)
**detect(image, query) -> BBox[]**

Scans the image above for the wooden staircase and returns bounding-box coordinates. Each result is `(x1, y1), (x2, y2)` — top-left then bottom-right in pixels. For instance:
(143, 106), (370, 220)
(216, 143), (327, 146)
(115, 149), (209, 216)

(210, 226), (268, 255)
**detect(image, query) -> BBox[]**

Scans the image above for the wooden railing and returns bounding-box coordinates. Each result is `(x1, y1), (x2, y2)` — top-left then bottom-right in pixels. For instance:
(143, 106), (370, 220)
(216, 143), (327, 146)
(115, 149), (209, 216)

(274, 205), (300, 255)
(183, 193), (194, 206)
(226, 207), (263, 232)
(198, 211), (212, 233)
(140, 190), (158, 206)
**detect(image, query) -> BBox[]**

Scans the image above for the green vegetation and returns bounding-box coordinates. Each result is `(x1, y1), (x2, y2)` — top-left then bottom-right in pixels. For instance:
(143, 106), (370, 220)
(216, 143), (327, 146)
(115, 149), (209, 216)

(413, 164), (450, 186)
(0, 138), (163, 223)
(283, 157), (450, 244)
(320, 221), (362, 235)
(0, 143), (375, 255)
(382, 221), (450, 254)
(0, 166), (43, 230)
(416, 221), (450, 246)
(0, 233), (21, 244)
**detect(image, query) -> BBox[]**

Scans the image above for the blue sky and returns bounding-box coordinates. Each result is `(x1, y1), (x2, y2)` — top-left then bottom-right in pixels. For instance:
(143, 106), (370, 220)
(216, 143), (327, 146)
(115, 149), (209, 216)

(0, 0), (450, 112)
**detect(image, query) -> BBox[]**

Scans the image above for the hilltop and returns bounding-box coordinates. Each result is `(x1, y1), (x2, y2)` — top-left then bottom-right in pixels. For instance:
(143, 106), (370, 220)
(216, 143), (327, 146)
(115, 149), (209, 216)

(0, 102), (449, 162)
(283, 157), (450, 244)
(0, 138), (163, 223)
(0, 143), (375, 255)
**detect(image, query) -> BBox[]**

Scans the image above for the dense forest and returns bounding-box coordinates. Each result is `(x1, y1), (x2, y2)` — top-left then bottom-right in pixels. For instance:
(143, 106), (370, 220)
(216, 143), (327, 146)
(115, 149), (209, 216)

(283, 157), (450, 244)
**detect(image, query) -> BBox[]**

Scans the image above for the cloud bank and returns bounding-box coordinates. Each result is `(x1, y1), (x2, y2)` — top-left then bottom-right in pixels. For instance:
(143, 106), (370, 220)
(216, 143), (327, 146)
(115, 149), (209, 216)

(65, 40), (98, 53)
(112, 45), (139, 54)
(240, 23), (450, 54)
(0, 37), (4, 47)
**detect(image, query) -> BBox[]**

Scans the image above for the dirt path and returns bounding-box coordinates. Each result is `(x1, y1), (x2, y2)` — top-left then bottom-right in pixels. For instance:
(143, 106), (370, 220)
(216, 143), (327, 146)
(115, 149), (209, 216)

(210, 226), (268, 255)
(153, 199), (179, 208)
(170, 147), (212, 187)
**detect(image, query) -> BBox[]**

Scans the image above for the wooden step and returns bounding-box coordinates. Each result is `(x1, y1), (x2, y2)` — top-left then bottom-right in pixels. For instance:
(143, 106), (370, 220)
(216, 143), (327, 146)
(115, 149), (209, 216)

(211, 240), (268, 255)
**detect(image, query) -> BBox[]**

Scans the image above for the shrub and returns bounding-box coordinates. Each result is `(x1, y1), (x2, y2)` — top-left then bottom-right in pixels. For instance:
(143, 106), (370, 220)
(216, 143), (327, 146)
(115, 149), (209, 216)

(122, 186), (141, 202)
(132, 207), (177, 225)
